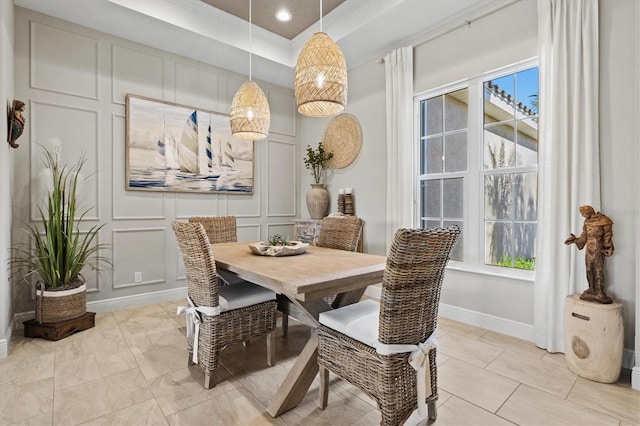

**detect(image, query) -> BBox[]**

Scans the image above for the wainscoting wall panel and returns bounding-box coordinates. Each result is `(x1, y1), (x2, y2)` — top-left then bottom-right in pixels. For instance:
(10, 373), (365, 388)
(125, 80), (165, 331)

(13, 8), (301, 315)
(267, 139), (297, 217)
(268, 89), (296, 137)
(111, 44), (164, 105)
(30, 21), (99, 99)
(112, 228), (166, 289)
(175, 63), (219, 113)
(29, 101), (100, 221)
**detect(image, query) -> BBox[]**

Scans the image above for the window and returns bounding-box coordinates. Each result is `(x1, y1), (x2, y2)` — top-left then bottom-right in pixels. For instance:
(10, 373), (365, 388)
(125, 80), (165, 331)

(418, 88), (468, 261)
(417, 62), (538, 271)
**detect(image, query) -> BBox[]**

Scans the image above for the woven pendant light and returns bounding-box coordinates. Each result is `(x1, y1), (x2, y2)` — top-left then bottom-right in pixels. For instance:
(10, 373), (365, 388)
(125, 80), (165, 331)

(230, 0), (270, 140)
(294, 1), (347, 117)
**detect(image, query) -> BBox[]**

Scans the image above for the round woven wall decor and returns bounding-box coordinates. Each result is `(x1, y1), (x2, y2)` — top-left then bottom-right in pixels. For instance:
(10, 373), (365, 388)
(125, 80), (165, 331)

(322, 113), (362, 169)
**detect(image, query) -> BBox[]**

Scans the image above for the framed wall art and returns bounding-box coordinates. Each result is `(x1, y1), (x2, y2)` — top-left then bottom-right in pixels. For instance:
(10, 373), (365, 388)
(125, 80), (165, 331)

(125, 94), (254, 194)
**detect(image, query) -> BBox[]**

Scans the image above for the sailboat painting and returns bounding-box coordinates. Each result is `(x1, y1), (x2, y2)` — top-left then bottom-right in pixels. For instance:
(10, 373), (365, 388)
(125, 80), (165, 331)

(125, 94), (254, 193)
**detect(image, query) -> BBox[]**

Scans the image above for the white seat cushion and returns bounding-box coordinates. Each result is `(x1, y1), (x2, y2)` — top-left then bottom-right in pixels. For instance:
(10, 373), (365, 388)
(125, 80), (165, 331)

(218, 281), (276, 313)
(318, 299), (379, 348)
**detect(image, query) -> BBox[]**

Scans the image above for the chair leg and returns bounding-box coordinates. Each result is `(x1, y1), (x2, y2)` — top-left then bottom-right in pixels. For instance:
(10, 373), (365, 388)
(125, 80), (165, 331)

(318, 365), (329, 409)
(187, 351), (194, 366)
(281, 313), (288, 337)
(428, 401), (437, 421)
(267, 331), (276, 367)
(204, 373), (214, 389)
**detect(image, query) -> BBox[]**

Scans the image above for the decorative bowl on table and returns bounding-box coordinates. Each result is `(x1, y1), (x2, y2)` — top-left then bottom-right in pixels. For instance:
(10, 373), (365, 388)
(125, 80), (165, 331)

(249, 235), (309, 257)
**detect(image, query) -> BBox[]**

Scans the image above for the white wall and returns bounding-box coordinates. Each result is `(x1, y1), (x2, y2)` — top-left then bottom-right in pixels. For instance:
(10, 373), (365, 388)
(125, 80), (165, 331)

(0, 0), (15, 357)
(300, 0), (638, 362)
(598, 0), (638, 380)
(298, 59), (388, 255)
(11, 8), (300, 318)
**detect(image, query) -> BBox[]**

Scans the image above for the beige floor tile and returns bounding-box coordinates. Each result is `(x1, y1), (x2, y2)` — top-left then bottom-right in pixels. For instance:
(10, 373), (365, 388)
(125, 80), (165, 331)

(438, 358), (519, 412)
(54, 348), (138, 390)
(117, 311), (182, 338)
(4, 335), (61, 360)
(234, 360), (299, 406)
(55, 330), (129, 358)
(53, 368), (153, 425)
(497, 384), (620, 425)
(125, 326), (186, 355)
(78, 398), (168, 426)
(150, 365), (239, 416)
(436, 350), (451, 365)
(438, 317), (489, 339)
(435, 396), (515, 425)
(112, 303), (167, 323)
(439, 332), (504, 368)
(567, 376), (640, 424)
(479, 331), (547, 360)
(0, 353), (54, 386)
(487, 349), (577, 398)
(159, 299), (186, 316)
(0, 377), (54, 424)
(350, 409), (382, 425)
(135, 343), (187, 381)
(7, 299), (639, 426)
(541, 350), (567, 366)
(276, 323), (313, 357)
(166, 387), (284, 425)
(8, 411), (53, 426)
(279, 377), (377, 426)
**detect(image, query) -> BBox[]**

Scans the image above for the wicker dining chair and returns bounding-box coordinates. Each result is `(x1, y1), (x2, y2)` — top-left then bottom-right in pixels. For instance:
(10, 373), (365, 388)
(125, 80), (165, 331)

(189, 216), (237, 244)
(189, 216), (245, 286)
(172, 221), (277, 389)
(317, 226), (460, 426)
(279, 216), (364, 336)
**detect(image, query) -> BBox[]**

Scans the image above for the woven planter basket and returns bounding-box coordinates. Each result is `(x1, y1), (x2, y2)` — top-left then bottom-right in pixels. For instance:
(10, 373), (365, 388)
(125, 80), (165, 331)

(35, 282), (87, 324)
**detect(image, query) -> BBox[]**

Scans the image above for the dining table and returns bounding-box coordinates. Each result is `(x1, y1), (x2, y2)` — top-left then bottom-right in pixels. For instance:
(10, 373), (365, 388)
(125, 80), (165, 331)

(211, 241), (386, 417)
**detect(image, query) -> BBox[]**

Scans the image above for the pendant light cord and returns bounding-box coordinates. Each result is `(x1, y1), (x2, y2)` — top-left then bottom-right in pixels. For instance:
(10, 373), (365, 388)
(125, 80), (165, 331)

(320, 0), (323, 32)
(249, 0), (252, 81)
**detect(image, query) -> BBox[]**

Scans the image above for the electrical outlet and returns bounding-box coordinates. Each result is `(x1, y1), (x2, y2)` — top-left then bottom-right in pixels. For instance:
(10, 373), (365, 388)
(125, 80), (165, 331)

(134, 272), (142, 283)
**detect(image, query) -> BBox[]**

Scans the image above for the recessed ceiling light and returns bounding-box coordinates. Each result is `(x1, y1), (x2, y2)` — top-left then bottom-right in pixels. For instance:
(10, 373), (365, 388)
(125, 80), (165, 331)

(275, 9), (292, 22)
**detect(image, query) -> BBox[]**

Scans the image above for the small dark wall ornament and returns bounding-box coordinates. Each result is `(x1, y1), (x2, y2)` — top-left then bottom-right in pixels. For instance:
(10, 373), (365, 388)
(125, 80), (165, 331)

(7, 99), (26, 148)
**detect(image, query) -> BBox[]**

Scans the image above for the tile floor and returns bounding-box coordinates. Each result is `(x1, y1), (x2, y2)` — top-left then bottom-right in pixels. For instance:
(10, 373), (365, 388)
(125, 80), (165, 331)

(1, 300), (638, 425)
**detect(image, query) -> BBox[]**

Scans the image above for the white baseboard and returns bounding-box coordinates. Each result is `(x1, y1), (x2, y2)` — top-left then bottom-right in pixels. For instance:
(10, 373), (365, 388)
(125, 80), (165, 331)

(14, 287), (187, 330)
(632, 366), (640, 391)
(0, 318), (13, 358)
(438, 302), (536, 342)
(364, 285), (636, 371)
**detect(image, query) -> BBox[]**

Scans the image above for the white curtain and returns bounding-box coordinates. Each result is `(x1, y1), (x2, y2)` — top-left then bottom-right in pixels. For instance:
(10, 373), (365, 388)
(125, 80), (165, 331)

(385, 46), (414, 250)
(534, 0), (600, 352)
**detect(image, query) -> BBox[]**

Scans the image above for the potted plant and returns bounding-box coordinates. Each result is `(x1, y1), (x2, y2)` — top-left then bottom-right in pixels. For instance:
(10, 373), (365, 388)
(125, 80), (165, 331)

(11, 144), (110, 325)
(303, 142), (333, 219)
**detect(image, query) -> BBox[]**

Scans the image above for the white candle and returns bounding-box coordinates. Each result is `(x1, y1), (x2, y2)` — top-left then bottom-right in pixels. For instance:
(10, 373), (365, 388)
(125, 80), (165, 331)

(345, 187), (353, 194)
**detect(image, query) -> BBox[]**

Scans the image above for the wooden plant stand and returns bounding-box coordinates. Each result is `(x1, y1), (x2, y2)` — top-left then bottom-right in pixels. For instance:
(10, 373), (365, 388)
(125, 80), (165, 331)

(23, 312), (96, 341)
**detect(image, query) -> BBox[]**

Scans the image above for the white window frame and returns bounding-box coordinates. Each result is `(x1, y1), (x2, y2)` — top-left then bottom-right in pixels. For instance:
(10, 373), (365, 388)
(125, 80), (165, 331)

(414, 58), (538, 280)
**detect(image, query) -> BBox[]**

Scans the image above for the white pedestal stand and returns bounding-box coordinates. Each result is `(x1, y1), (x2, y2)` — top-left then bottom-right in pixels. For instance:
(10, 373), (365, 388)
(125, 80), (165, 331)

(564, 294), (623, 383)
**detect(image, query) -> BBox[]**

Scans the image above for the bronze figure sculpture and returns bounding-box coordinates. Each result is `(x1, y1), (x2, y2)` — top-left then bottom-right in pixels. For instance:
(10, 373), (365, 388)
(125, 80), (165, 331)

(564, 205), (614, 304)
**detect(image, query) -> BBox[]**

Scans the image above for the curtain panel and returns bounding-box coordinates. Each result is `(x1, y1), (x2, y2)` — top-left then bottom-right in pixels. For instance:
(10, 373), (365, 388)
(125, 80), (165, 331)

(534, 0), (601, 352)
(384, 46), (414, 250)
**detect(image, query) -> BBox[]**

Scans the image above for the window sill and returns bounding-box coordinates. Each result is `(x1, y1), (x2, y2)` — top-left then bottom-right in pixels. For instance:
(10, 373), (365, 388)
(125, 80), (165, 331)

(446, 262), (535, 283)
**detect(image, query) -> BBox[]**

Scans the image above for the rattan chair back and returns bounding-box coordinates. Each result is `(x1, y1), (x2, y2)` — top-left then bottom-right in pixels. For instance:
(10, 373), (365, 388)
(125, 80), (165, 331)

(189, 216), (237, 244)
(172, 221), (219, 309)
(379, 227), (460, 346)
(317, 216), (363, 252)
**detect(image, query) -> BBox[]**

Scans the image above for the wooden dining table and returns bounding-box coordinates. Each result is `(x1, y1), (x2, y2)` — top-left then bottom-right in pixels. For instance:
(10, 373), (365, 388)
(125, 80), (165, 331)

(211, 241), (386, 417)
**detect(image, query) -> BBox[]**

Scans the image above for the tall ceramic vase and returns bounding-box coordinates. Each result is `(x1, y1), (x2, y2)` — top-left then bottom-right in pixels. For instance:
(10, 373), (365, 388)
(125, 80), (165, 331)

(306, 183), (329, 220)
